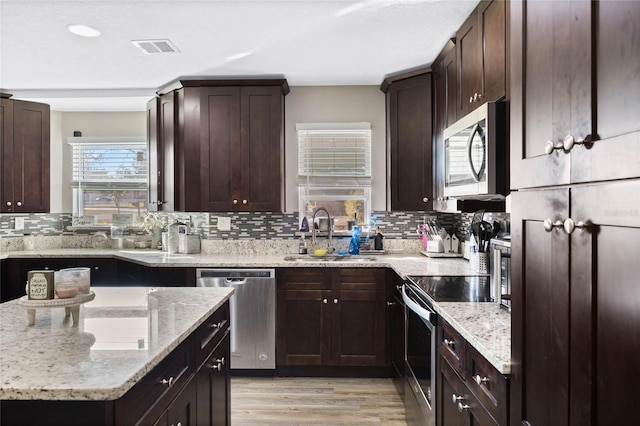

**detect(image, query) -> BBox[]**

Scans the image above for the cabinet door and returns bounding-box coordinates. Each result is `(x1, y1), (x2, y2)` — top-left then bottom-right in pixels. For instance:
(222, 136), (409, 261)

(478, 0), (506, 103)
(239, 86), (283, 212)
(277, 268), (330, 366)
(199, 87), (241, 212)
(456, 8), (480, 117)
(388, 73), (433, 211)
(276, 288), (331, 366)
(510, 188), (570, 425)
(331, 268), (387, 366)
(1, 98), (14, 212)
(510, 0), (591, 189)
(439, 362), (469, 426)
(8, 100), (50, 212)
(75, 258), (118, 286)
(158, 92), (178, 211)
(147, 97), (161, 212)
(570, 180), (640, 425)
(574, 1), (640, 184)
(331, 288), (386, 366)
(165, 378), (197, 426)
(196, 332), (230, 426)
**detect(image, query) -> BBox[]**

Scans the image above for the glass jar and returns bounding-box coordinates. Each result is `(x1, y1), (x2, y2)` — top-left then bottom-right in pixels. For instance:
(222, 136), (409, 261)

(91, 232), (110, 249)
(55, 279), (78, 299)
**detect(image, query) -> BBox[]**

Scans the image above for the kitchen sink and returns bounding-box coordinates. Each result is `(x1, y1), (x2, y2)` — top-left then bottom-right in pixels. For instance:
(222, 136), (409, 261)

(283, 255), (376, 262)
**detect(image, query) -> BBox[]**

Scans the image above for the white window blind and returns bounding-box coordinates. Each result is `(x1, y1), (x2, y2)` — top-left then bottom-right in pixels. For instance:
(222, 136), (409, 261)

(68, 136), (148, 223)
(70, 137), (147, 188)
(297, 122), (371, 186)
(296, 123), (372, 228)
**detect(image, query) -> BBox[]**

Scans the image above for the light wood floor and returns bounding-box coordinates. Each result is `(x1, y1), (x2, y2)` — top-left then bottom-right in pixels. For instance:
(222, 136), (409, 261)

(231, 376), (407, 425)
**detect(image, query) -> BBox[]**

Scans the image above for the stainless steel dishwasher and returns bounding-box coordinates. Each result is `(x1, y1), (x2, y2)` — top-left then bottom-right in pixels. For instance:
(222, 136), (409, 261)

(196, 268), (275, 370)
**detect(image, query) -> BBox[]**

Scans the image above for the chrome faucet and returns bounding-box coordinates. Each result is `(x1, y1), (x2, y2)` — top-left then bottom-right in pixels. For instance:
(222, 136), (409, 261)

(312, 207), (333, 253)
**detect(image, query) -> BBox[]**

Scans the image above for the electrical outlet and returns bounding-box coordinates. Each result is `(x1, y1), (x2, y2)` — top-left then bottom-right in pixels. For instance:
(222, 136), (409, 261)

(15, 217), (25, 230)
(217, 216), (231, 231)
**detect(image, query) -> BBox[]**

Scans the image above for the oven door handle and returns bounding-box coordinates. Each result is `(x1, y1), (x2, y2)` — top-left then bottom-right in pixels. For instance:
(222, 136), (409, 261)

(403, 285), (435, 322)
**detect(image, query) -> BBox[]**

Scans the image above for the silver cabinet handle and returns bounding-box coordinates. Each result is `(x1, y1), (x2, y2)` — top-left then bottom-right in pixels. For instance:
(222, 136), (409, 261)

(474, 375), (489, 385)
(323, 298), (328, 304)
(543, 218), (564, 232)
(563, 218), (589, 234)
(387, 301), (396, 306)
(233, 199), (238, 205)
(16, 201), (22, 207)
(242, 199), (248, 205)
(563, 134), (590, 151)
(422, 197), (429, 203)
(210, 321), (224, 329)
(211, 357), (225, 371)
(452, 393), (464, 404)
(333, 298), (338, 304)
(160, 376), (174, 387)
(458, 402), (471, 412)
(93, 267), (100, 271)
(469, 96), (474, 104)
(544, 140), (564, 155)
(6, 201), (11, 206)
(443, 338), (455, 347)
(157, 200), (163, 205)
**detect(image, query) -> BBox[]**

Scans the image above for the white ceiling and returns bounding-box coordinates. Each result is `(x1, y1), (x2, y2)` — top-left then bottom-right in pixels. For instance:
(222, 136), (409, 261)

(0, 0), (479, 111)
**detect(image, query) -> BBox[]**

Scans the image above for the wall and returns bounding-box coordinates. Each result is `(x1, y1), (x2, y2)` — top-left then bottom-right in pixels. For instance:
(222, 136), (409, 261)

(284, 86), (387, 212)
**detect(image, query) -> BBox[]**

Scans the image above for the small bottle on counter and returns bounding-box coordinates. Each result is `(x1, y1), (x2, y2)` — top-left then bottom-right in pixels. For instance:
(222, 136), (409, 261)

(298, 234), (308, 254)
(374, 227), (384, 251)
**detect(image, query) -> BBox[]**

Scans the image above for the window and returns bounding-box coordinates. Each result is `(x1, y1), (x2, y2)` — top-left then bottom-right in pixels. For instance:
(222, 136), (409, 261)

(297, 123), (371, 230)
(69, 137), (148, 224)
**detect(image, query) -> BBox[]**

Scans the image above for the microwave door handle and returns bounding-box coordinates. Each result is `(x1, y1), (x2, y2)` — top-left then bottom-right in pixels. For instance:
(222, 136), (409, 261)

(466, 123), (486, 182)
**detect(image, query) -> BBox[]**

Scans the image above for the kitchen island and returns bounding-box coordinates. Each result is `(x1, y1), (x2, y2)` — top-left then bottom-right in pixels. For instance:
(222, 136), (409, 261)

(0, 286), (233, 425)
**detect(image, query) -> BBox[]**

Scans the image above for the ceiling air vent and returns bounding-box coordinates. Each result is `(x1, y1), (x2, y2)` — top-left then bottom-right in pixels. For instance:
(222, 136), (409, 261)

(131, 39), (180, 54)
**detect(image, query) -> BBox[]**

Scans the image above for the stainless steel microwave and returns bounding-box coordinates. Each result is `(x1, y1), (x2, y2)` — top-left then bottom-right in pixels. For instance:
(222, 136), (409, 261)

(442, 102), (507, 199)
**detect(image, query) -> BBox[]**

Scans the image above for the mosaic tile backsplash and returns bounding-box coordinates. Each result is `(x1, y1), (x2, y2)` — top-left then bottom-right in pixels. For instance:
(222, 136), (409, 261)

(0, 210), (509, 244)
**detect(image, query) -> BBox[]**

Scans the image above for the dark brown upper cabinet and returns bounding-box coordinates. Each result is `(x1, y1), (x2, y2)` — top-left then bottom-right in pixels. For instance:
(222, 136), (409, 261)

(149, 79), (288, 212)
(1, 97), (50, 213)
(457, 0), (506, 118)
(382, 70), (433, 211)
(511, 0), (640, 190)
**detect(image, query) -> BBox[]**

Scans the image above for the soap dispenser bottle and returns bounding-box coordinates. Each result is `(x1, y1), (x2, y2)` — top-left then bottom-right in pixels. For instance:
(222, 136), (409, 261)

(348, 225), (360, 255)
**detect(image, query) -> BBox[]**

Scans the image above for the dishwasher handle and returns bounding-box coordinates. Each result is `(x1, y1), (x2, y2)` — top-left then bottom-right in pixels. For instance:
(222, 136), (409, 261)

(225, 278), (248, 285)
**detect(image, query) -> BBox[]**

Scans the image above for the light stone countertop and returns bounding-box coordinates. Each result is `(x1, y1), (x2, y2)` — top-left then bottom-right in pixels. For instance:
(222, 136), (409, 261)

(0, 286), (234, 401)
(0, 249), (510, 375)
(433, 302), (511, 374)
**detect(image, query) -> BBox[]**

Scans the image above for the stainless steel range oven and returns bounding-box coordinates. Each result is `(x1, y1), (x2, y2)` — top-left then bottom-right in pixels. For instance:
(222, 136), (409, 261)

(403, 283), (436, 426)
(403, 275), (491, 426)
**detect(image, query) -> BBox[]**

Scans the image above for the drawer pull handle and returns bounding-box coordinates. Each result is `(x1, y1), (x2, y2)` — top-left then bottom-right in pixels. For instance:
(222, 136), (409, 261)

(474, 375), (490, 385)
(211, 357), (225, 371)
(452, 393), (465, 404)
(458, 402), (471, 412)
(210, 321), (224, 329)
(160, 376), (174, 387)
(443, 338), (455, 347)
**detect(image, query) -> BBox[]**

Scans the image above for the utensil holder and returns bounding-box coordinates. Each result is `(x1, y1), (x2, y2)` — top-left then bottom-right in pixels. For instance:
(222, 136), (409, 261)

(470, 252), (488, 273)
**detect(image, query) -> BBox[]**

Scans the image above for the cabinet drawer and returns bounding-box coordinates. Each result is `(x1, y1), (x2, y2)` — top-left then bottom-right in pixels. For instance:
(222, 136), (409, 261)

(333, 268), (386, 292)
(118, 340), (194, 425)
(465, 344), (508, 425)
(195, 300), (230, 368)
(277, 268), (328, 291)
(440, 320), (465, 375)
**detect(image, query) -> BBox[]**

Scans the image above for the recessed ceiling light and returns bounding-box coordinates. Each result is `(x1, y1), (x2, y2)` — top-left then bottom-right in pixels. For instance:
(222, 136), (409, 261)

(67, 24), (101, 38)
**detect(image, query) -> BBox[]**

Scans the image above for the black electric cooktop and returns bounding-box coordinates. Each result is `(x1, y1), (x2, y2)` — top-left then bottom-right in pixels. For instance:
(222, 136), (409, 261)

(407, 275), (492, 306)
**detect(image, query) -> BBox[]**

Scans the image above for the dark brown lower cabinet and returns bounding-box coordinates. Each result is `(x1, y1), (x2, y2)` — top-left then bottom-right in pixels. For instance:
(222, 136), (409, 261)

(154, 378), (198, 426)
(196, 332), (231, 426)
(276, 267), (388, 369)
(438, 319), (507, 426)
(511, 179), (640, 426)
